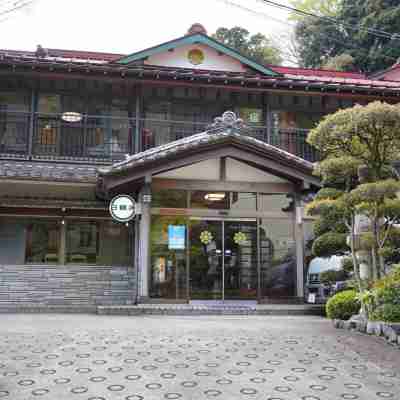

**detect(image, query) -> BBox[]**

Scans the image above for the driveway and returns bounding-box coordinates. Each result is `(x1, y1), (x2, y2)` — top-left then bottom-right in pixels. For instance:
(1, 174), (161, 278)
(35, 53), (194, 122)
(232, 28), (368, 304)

(0, 314), (399, 400)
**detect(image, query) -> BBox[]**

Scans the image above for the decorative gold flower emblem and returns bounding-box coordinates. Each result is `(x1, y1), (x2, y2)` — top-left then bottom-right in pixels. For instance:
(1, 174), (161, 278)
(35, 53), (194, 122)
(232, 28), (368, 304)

(200, 230), (213, 245)
(234, 231), (247, 245)
(188, 48), (205, 65)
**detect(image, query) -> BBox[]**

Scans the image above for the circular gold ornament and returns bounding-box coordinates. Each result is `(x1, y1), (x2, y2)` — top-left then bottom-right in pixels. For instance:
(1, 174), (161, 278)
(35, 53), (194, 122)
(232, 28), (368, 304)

(188, 48), (205, 65)
(200, 230), (213, 245)
(233, 232), (247, 245)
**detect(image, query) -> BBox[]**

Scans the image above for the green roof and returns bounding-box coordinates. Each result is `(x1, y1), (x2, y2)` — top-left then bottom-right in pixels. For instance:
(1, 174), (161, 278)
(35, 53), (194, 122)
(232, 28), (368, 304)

(115, 33), (280, 77)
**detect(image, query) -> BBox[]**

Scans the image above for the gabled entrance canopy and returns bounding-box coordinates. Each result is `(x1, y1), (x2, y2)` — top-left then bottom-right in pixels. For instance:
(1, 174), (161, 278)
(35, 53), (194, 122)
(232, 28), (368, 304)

(98, 112), (320, 196)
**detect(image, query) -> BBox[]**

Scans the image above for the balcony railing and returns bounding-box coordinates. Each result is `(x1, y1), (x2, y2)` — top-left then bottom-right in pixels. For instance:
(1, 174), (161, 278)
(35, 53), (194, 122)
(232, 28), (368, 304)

(142, 119), (318, 162)
(0, 111), (318, 163)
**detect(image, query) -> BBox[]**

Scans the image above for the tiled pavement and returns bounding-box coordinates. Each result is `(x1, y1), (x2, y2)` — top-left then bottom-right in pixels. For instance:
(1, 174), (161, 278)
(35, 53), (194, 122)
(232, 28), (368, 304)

(0, 314), (399, 400)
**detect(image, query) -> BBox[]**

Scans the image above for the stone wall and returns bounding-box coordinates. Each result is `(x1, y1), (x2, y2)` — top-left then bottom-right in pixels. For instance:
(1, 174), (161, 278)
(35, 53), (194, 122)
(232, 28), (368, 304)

(0, 265), (136, 310)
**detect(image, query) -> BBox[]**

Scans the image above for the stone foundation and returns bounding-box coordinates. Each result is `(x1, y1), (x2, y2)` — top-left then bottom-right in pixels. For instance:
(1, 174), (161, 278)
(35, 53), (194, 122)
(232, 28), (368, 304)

(0, 264), (136, 310)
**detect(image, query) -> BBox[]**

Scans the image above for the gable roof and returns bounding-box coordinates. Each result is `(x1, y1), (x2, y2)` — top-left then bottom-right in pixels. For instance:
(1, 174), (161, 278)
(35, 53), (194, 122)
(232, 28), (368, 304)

(114, 33), (280, 77)
(98, 112), (319, 193)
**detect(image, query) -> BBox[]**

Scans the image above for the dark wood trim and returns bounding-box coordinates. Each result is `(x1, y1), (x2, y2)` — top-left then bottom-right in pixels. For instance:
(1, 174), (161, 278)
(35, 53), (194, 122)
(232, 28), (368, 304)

(1, 70), (398, 102)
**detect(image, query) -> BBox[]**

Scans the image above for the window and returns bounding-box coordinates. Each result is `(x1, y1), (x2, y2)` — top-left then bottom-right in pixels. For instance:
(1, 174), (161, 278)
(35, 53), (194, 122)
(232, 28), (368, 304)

(258, 193), (293, 213)
(0, 91), (30, 154)
(190, 191), (230, 210)
(25, 220), (61, 264)
(152, 189), (187, 208)
(66, 220), (131, 266)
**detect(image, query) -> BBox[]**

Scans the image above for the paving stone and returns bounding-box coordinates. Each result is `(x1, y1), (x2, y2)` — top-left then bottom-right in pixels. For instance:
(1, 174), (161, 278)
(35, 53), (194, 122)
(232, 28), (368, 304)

(0, 314), (399, 400)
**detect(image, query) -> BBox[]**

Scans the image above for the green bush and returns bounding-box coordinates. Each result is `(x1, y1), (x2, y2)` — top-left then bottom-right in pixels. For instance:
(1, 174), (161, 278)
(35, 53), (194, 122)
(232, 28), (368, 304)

(326, 290), (360, 320)
(370, 304), (400, 323)
(374, 285), (400, 306)
(312, 232), (348, 258)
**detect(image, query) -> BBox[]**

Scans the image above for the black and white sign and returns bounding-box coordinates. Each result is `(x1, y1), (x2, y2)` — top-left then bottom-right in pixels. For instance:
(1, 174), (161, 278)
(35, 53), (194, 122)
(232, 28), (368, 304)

(109, 195), (136, 223)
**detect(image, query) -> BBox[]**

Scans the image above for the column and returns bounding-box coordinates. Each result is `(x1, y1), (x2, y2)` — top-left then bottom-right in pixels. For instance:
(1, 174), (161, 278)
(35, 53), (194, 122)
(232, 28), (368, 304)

(294, 195), (305, 299)
(138, 177), (151, 300)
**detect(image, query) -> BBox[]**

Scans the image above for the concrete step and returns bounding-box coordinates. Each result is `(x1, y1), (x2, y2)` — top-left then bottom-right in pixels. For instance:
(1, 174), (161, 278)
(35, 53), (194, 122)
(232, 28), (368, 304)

(97, 304), (325, 316)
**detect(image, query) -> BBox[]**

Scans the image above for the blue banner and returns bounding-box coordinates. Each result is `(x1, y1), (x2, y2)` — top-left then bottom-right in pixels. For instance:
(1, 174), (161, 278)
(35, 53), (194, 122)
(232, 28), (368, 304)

(168, 225), (186, 250)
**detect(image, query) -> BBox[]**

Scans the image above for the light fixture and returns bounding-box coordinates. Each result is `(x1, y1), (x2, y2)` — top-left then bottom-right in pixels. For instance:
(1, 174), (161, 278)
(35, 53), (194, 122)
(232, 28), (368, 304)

(204, 193), (226, 201)
(61, 111), (83, 123)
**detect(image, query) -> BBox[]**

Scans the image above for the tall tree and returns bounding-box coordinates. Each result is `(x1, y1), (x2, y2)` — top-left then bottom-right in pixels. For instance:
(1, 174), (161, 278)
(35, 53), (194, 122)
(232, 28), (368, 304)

(212, 26), (282, 65)
(293, 0), (400, 73)
(308, 101), (400, 280)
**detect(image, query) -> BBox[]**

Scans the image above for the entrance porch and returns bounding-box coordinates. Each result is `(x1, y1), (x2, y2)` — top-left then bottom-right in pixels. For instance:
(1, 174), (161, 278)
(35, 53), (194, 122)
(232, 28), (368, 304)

(99, 112), (320, 304)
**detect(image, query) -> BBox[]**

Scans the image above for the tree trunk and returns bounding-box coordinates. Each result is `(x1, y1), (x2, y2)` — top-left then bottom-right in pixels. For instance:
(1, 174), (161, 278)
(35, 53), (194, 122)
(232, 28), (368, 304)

(349, 215), (362, 292)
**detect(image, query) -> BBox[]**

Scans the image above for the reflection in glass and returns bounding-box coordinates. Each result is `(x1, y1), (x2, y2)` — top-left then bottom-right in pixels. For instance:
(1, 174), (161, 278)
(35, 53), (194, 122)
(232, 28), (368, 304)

(66, 220), (131, 265)
(259, 218), (296, 297)
(231, 192), (257, 210)
(189, 219), (223, 299)
(259, 193), (293, 213)
(152, 189), (187, 208)
(224, 221), (257, 299)
(150, 215), (187, 299)
(190, 191), (230, 210)
(26, 220), (60, 264)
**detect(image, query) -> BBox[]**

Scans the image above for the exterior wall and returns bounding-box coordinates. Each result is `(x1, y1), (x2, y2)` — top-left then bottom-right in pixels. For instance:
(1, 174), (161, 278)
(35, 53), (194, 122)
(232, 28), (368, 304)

(0, 264), (136, 308)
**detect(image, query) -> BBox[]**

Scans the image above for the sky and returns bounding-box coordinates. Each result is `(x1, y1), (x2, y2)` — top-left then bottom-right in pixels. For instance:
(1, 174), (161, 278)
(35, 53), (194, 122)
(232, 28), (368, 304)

(0, 0), (296, 63)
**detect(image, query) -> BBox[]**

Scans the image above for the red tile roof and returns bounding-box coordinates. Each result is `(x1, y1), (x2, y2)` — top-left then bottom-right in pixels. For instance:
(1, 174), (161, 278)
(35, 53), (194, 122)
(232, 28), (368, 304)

(0, 48), (123, 62)
(269, 65), (366, 79)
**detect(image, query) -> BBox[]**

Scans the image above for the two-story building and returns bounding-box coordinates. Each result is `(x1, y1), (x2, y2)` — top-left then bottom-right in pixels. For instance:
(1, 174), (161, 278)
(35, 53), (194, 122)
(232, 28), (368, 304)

(1, 24), (399, 310)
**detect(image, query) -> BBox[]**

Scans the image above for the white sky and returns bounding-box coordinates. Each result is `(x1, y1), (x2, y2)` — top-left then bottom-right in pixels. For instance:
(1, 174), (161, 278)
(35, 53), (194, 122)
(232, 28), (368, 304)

(0, 0), (295, 63)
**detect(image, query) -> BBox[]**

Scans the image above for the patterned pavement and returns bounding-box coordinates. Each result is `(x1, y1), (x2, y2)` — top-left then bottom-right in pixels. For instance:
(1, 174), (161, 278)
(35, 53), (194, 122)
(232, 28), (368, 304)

(0, 314), (399, 400)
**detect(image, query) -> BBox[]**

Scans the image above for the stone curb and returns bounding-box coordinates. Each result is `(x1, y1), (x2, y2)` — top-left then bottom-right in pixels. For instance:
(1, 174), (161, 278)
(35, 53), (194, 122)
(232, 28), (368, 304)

(333, 317), (400, 346)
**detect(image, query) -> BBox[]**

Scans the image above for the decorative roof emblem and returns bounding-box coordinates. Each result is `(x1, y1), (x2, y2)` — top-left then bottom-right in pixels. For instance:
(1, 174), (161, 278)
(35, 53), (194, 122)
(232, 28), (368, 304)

(207, 111), (247, 133)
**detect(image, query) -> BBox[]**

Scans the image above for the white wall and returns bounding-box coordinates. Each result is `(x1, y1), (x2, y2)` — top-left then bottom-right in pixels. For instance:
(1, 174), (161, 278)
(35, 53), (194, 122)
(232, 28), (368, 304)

(145, 43), (247, 72)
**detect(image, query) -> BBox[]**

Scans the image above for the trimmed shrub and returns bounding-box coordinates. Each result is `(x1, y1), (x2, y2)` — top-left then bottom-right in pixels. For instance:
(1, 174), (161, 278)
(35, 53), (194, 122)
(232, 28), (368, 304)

(370, 304), (400, 323)
(326, 290), (360, 320)
(312, 232), (348, 258)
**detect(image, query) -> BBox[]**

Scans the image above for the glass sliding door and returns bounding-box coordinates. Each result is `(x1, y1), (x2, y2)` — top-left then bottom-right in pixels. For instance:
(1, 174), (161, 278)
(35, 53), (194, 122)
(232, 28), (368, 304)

(150, 215), (188, 300)
(189, 219), (223, 299)
(224, 220), (258, 299)
(189, 219), (257, 300)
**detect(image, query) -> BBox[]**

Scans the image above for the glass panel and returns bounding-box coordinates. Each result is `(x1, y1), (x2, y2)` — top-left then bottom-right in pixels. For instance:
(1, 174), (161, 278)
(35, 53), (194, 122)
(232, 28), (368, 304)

(190, 191), (230, 210)
(189, 219), (222, 299)
(231, 192), (257, 210)
(259, 218), (296, 298)
(66, 221), (98, 264)
(0, 92), (30, 154)
(109, 98), (131, 156)
(0, 91), (30, 111)
(25, 220), (60, 264)
(38, 94), (61, 114)
(152, 189), (187, 208)
(258, 193), (293, 213)
(97, 221), (132, 266)
(224, 221), (258, 299)
(150, 216), (187, 299)
(0, 218), (26, 264)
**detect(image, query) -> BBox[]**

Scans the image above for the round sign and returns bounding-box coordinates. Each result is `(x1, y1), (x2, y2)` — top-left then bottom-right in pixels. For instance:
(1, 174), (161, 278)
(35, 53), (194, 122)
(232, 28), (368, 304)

(109, 195), (136, 223)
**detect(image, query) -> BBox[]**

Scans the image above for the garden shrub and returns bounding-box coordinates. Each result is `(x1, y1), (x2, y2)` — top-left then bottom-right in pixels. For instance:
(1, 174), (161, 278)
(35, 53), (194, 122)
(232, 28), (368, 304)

(326, 290), (360, 320)
(367, 265), (400, 322)
(370, 304), (400, 323)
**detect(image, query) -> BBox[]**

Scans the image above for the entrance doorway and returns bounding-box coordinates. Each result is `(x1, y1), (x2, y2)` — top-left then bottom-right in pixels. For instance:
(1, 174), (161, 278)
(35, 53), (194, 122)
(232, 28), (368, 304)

(189, 219), (258, 300)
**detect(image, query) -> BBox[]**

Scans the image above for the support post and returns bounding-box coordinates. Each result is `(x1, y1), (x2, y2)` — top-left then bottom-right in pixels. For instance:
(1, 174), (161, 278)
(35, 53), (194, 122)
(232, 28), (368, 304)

(138, 175), (152, 300)
(28, 88), (37, 158)
(134, 86), (142, 154)
(294, 194), (305, 300)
